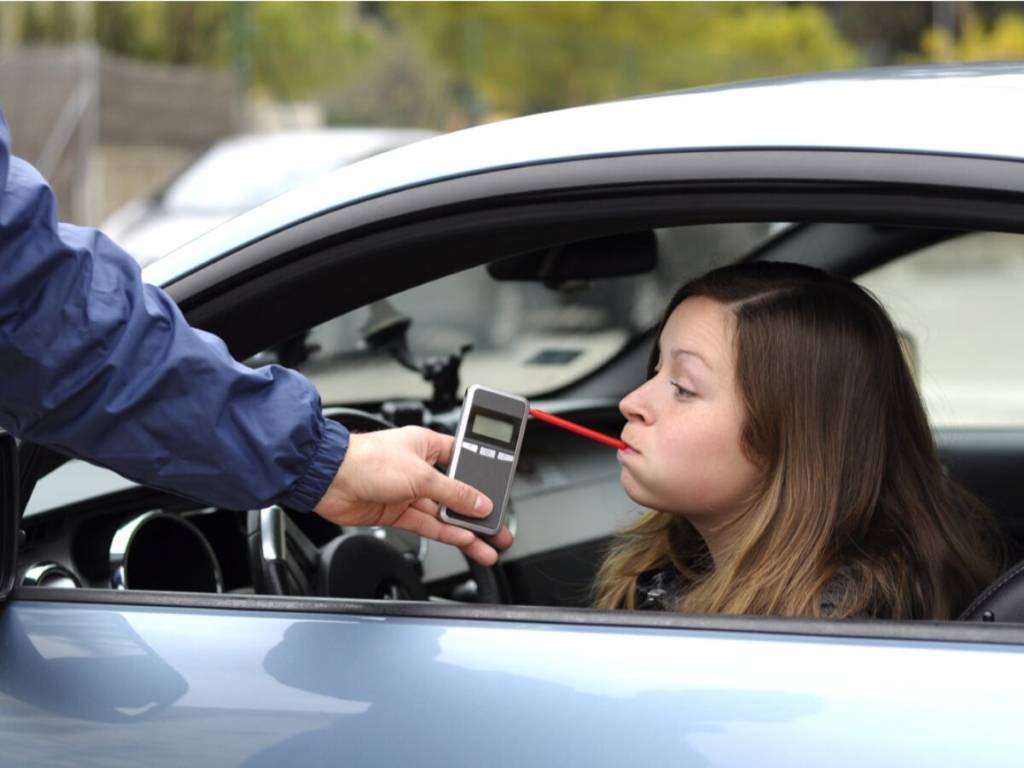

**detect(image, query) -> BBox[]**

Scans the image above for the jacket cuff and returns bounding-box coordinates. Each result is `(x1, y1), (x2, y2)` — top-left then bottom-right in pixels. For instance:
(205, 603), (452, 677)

(280, 418), (349, 512)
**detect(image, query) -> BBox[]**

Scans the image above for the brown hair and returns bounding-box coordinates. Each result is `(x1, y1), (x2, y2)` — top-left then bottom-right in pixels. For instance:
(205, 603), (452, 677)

(594, 261), (1001, 619)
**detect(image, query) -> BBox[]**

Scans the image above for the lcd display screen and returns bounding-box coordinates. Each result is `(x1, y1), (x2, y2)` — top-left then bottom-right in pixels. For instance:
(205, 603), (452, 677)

(470, 413), (515, 445)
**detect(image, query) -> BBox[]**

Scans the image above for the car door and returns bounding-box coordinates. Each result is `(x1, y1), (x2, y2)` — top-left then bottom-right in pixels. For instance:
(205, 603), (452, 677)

(5, 137), (1024, 767)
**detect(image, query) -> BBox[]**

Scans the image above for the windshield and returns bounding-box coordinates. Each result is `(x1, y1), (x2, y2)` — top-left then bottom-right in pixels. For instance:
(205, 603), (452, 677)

(261, 223), (780, 404)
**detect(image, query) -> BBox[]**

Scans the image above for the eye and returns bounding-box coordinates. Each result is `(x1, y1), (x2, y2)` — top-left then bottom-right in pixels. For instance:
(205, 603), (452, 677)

(669, 380), (696, 400)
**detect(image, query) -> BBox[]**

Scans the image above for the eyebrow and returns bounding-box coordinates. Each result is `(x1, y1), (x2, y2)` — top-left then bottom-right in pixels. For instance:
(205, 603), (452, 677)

(670, 348), (712, 371)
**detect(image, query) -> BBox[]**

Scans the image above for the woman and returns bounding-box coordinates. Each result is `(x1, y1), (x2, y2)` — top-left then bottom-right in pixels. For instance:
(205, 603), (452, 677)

(594, 261), (1001, 619)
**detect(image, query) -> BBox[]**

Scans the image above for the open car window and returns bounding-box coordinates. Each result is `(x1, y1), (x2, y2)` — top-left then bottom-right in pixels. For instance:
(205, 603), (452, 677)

(17, 220), (1024, 632)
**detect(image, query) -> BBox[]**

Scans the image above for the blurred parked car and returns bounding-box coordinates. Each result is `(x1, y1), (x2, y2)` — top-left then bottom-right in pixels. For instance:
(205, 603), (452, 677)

(101, 127), (434, 266)
(6, 63), (1024, 766)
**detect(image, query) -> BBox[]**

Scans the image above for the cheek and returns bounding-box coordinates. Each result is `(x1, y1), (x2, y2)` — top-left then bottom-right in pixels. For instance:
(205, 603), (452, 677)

(659, 408), (731, 463)
(651, 407), (760, 512)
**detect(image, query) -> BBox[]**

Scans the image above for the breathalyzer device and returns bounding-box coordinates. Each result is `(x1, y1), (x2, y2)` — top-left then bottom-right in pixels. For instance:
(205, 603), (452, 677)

(439, 384), (529, 536)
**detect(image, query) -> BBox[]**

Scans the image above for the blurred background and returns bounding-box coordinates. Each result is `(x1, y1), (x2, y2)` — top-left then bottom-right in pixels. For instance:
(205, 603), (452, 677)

(0, 1), (1022, 235)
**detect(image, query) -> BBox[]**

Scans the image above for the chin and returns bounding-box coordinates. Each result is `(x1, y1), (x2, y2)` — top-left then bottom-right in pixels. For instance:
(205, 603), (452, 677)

(619, 471), (659, 510)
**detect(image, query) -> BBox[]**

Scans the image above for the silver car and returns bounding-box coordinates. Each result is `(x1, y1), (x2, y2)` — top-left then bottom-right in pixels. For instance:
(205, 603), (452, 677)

(4, 62), (1024, 766)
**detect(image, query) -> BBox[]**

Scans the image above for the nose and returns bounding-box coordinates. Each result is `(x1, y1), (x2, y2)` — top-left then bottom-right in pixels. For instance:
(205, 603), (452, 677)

(619, 379), (654, 424)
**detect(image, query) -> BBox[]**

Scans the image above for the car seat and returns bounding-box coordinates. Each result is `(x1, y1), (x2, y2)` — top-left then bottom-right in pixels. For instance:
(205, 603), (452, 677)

(959, 560), (1024, 622)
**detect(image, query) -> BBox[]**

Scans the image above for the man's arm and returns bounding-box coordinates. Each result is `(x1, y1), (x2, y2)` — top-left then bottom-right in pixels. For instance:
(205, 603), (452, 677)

(0, 112), (344, 511)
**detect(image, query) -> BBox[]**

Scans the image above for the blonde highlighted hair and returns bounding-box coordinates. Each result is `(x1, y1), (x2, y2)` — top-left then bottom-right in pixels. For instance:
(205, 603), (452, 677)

(594, 262), (1000, 619)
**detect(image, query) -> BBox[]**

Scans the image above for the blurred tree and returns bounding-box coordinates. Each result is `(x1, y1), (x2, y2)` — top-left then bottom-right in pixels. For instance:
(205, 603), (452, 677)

(323, 32), (457, 129)
(919, 8), (1024, 61)
(13, 0), (1022, 131)
(822, 2), (935, 63)
(385, 2), (859, 120)
(821, 2), (1024, 64)
(18, 1), (94, 43)
(94, 2), (230, 64)
(10, 2), (378, 100)
(243, 3), (376, 100)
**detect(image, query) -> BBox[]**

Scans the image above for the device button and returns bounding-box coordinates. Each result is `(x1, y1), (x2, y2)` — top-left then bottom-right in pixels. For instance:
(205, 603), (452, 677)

(462, 441), (479, 453)
(479, 447), (497, 459)
(497, 452), (514, 462)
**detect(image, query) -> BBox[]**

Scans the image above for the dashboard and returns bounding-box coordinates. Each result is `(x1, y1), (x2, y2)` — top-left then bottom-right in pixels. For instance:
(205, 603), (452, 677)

(17, 403), (634, 606)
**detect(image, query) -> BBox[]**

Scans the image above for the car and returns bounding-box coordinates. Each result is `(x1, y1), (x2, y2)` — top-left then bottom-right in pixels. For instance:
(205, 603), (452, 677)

(4, 62), (1024, 766)
(100, 127), (435, 267)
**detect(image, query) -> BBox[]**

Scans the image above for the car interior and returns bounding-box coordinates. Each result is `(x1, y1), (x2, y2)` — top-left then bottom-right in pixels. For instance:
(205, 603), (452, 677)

(15, 212), (1024, 626)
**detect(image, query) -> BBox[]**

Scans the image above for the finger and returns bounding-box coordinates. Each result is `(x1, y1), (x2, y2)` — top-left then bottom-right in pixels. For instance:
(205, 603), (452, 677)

(395, 506), (478, 549)
(486, 526), (514, 552)
(409, 498), (440, 518)
(459, 537), (499, 567)
(395, 507), (499, 566)
(411, 498), (510, 554)
(419, 468), (492, 519)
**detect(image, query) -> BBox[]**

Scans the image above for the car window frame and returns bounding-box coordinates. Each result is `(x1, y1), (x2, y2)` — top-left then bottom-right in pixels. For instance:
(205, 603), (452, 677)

(12, 147), (1024, 645)
(15, 585), (1024, 647)
(164, 149), (1024, 361)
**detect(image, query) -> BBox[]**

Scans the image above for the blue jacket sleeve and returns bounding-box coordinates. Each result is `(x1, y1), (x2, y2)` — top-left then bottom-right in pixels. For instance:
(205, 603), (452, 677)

(0, 112), (348, 511)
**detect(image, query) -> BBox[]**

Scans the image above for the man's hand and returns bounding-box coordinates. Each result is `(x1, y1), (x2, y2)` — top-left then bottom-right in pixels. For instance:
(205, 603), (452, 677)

(313, 426), (514, 566)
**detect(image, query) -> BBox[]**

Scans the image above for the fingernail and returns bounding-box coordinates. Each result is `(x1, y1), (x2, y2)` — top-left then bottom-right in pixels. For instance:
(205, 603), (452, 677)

(474, 495), (485, 512)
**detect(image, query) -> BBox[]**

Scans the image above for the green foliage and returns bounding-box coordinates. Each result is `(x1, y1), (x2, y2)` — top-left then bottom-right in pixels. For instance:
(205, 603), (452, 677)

(10, 1), (861, 123)
(243, 3), (377, 100)
(11, 2), (378, 100)
(18, 1), (92, 43)
(920, 10), (1024, 62)
(95, 3), (233, 65)
(323, 32), (457, 129)
(386, 2), (859, 119)
(17, 1), (1023, 128)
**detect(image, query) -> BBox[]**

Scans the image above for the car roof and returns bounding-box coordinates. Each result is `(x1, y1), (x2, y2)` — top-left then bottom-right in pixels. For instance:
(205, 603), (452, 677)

(144, 62), (1024, 288)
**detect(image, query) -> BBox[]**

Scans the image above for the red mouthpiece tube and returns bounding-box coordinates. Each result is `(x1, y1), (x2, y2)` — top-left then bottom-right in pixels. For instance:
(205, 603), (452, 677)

(528, 408), (629, 450)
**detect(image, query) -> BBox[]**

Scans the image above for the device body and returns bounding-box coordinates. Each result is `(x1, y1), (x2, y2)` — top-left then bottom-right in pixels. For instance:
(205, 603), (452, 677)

(439, 385), (529, 536)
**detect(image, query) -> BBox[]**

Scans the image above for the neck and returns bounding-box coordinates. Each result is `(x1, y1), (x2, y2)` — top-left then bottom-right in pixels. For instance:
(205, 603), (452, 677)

(683, 508), (746, 568)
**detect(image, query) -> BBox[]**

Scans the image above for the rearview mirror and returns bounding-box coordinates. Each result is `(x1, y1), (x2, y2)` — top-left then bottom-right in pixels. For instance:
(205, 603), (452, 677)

(487, 230), (657, 287)
(0, 433), (18, 602)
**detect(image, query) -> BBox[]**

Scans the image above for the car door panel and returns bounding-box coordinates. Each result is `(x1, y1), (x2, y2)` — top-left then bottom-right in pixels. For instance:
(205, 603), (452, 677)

(2, 598), (1022, 767)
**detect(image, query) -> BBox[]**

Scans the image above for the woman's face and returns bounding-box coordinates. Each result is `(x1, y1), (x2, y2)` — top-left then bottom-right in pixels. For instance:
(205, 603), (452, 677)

(618, 296), (762, 526)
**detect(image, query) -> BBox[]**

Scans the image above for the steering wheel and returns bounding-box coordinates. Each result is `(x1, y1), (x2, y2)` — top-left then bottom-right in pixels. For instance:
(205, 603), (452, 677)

(246, 409), (504, 603)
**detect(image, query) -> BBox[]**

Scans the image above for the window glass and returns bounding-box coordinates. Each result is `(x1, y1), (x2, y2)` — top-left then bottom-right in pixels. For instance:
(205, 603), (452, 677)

(254, 223), (780, 404)
(858, 232), (1024, 427)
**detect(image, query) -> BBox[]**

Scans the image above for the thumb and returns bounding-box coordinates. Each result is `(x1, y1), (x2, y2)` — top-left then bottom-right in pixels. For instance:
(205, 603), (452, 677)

(417, 427), (457, 466)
